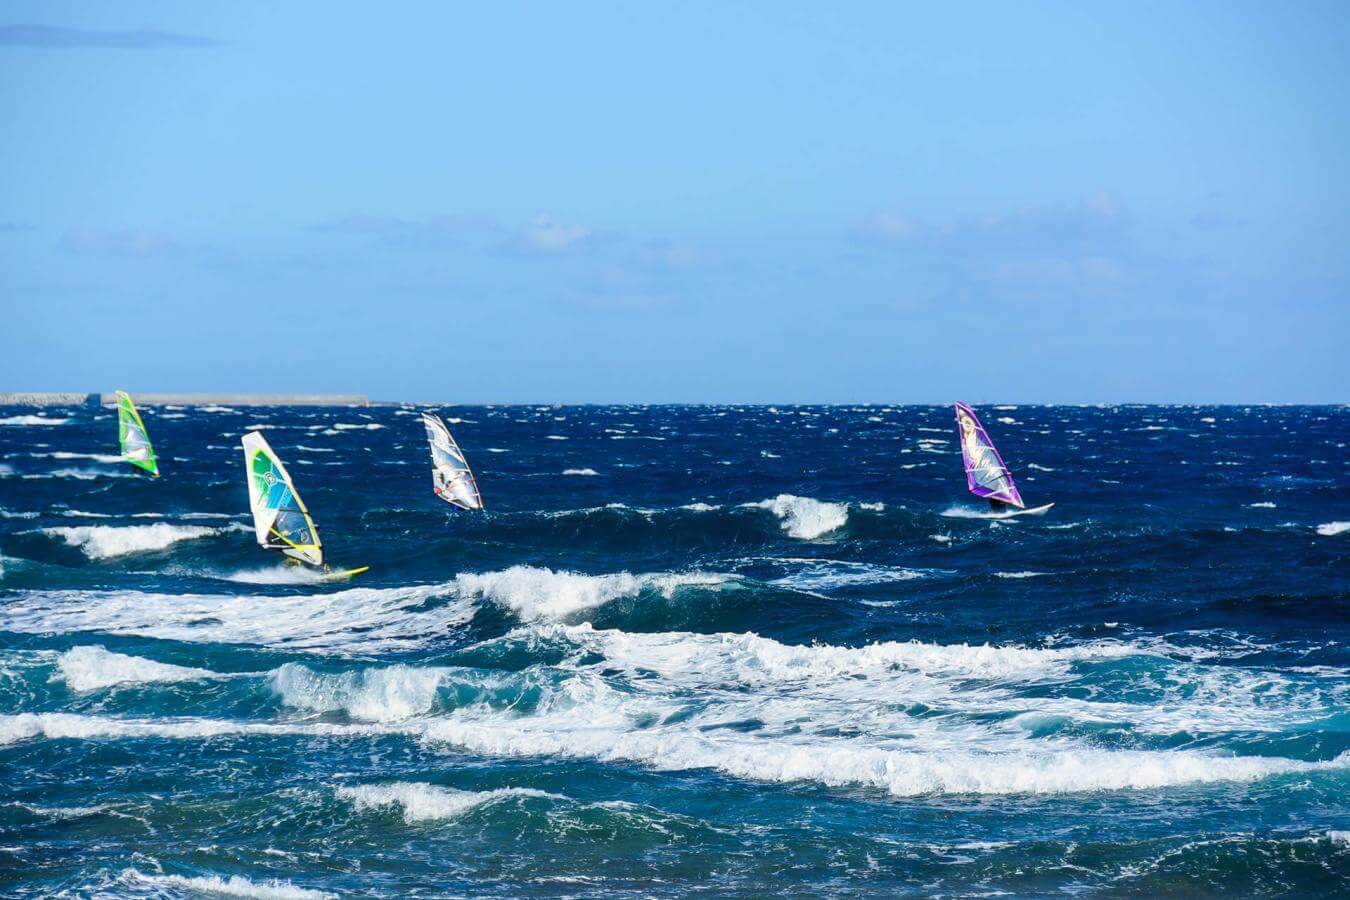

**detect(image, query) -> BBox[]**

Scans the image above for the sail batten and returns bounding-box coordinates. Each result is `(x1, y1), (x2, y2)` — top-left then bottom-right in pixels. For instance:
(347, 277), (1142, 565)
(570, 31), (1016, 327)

(241, 431), (323, 566)
(423, 412), (484, 510)
(116, 390), (159, 476)
(954, 402), (1024, 508)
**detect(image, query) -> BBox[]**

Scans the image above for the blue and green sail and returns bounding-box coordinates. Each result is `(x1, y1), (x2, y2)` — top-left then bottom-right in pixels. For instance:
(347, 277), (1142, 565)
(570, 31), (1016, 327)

(241, 431), (323, 567)
(116, 390), (159, 476)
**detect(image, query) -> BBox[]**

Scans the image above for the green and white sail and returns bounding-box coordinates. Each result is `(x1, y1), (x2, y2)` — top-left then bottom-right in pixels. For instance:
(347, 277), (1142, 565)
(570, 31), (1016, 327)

(423, 411), (484, 510)
(241, 431), (323, 566)
(116, 390), (159, 476)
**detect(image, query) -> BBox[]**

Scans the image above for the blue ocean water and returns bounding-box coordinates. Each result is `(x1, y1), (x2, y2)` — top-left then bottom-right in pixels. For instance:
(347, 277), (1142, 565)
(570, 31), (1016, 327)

(1, 402), (1347, 898)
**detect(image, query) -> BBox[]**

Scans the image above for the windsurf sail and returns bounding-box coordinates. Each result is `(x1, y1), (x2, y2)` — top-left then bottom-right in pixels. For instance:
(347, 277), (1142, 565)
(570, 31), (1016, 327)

(115, 390), (159, 476)
(954, 401), (1024, 508)
(422, 411), (484, 510)
(241, 431), (323, 566)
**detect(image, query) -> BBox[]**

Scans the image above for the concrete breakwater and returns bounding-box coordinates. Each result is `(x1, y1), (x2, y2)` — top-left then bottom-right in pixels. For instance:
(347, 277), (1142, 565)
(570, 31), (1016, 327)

(0, 393), (368, 407)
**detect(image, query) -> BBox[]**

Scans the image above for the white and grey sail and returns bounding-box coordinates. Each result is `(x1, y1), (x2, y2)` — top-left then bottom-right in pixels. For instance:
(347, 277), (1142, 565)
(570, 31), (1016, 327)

(422, 412), (484, 510)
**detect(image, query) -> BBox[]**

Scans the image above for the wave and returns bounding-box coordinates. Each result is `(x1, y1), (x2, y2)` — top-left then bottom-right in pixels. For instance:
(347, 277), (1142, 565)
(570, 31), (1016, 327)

(0, 415), (70, 425)
(423, 712), (1350, 797)
(451, 565), (729, 621)
(744, 494), (848, 539)
(554, 623), (1139, 683)
(120, 869), (335, 900)
(1316, 521), (1349, 536)
(333, 422), (384, 430)
(55, 645), (217, 692)
(28, 451), (124, 462)
(221, 566), (332, 585)
(766, 559), (930, 591)
(0, 583), (475, 654)
(336, 782), (558, 822)
(43, 523), (228, 559)
(22, 467), (134, 480)
(562, 468), (598, 476)
(272, 662), (450, 721)
(995, 571), (1046, 579)
(0, 712), (391, 746)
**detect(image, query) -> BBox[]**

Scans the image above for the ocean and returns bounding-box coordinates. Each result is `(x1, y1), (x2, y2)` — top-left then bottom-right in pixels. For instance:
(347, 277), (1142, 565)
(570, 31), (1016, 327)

(1, 402), (1347, 897)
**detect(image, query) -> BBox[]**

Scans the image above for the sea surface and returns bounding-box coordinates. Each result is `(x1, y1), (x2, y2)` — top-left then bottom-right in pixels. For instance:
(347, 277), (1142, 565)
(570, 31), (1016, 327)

(1, 403), (1347, 898)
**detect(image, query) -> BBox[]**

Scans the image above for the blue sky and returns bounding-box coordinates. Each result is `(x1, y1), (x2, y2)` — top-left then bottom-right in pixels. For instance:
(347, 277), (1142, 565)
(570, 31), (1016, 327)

(2, 2), (1347, 402)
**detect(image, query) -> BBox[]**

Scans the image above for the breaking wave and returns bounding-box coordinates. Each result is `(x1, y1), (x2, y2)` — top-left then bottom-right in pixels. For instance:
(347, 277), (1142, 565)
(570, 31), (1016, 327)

(0, 415), (70, 425)
(744, 494), (848, 539)
(43, 523), (228, 559)
(451, 565), (729, 621)
(336, 782), (558, 822)
(120, 869), (335, 900)
(55, 645), (217, 692)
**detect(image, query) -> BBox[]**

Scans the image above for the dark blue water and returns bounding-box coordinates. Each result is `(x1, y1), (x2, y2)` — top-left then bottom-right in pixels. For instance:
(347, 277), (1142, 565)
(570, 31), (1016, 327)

(1, 403), (1347, 897)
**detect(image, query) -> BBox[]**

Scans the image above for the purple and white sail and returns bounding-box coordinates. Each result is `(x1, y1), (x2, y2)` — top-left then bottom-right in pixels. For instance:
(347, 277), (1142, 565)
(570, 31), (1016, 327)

(953, 402), (1024, 508)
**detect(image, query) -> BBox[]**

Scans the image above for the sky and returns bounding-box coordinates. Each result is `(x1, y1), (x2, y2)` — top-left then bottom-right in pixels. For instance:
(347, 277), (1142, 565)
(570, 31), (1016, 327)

(1, 2), (1347, 403)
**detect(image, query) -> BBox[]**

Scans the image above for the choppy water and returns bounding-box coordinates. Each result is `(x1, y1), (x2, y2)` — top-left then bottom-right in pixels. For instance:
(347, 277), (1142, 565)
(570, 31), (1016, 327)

(1, 403), (1347, 897)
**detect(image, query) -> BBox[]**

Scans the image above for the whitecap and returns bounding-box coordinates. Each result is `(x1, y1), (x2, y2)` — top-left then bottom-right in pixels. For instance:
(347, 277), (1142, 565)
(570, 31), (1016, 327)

(452, 566), (727, 621)
(120, 868), (335, 899)
(43, 523), (230, 559)
(745, 494), (848, 539)
(336, 782), (558, 822)
(55, 646), (217, 692)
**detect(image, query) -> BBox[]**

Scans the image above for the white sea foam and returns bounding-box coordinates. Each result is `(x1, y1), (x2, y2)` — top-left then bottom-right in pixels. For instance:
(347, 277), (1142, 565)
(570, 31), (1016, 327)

(0, 583), (475, 654)
(546, 434), (569, 440)
(30, 451), (123, 463)
(43, 523), (226, 559)
(560, 623), (1137, 683)
(680, 502), (720, 512)
(22, 467), (133, 481)
(746, 494), (848, 539)
(336, 782), (558, 822)
(424, 708), (1349, 797)
(940, 505), (1022, 520)
(121, 868), (335, 899)
(1249, 502), (1277, 509)
(0, 415), (70, 425)
(0, 712), (389, 746)
(1316, 521), (1350, 536)
(221, 566), (328, 585)
(769, 560), (928, 591)
(197, 405), (238, 413)
(562, 468), (598, 476)
(272, 663), (448, 721)
(55, 645), (216, 692)
(333, 422), (383, 430)
(995, 571), (1046, 579)
(451, 566), (728, 621)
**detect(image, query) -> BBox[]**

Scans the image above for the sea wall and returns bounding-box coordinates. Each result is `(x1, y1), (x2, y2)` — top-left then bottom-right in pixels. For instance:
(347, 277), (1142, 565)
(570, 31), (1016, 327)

(0, 393), (368, 407)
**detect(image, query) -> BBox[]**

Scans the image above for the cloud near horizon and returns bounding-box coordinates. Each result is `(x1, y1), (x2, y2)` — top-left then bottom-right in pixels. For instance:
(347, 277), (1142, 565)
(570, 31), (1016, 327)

(0, 24), (219, 49)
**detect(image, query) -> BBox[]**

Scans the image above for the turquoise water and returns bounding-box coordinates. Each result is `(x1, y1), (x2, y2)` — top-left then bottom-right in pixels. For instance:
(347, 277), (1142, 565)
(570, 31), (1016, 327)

(1, 403), (1347, 896)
